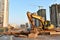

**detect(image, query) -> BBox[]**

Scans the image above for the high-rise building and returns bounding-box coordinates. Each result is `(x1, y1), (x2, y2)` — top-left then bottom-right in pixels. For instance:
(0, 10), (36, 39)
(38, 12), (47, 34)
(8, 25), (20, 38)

(50, 4), (60, 27)
(35, 9), (46, 27)
(0, 0), (8, 27)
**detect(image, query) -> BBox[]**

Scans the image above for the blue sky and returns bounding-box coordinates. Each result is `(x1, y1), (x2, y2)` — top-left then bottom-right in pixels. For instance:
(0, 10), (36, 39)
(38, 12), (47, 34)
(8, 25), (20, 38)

(9, 0), (60, 25)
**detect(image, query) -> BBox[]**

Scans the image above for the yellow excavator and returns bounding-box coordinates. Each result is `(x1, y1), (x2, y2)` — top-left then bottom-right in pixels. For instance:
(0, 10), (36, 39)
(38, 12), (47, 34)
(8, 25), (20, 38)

(27, 12), (54, 30)
(26, 12), (55, 38)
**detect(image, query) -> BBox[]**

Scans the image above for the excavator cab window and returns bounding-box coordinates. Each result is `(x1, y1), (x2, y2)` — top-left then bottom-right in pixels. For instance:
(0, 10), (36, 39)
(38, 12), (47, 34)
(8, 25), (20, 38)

(44, 21), (51, 27)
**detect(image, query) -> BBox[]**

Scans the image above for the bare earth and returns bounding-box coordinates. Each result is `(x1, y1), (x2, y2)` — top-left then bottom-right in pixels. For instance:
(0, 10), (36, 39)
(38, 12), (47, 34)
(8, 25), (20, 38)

(0, 35), (60, 40)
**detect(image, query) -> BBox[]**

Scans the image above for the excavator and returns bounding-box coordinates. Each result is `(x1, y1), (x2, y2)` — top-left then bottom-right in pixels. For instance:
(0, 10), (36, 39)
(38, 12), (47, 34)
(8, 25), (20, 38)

(27, 12), (55, 38)
(27, 12), (54, 30)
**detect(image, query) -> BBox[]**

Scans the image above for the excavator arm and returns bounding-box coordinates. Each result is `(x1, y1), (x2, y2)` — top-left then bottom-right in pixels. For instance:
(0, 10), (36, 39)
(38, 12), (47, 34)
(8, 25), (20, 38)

(27, 12), (35, 29)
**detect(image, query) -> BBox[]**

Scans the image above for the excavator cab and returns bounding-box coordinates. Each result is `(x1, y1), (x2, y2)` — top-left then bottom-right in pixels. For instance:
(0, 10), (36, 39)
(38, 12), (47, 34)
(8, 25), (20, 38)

(43, 21), (51, 29)
(44, 21), (54, 30)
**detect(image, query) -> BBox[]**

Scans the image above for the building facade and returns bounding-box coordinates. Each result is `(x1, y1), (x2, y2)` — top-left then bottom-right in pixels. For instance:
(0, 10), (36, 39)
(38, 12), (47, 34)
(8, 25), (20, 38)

(0, 0), (8, 27)
(35, 9), (46, 27)
(50, 4), (60, 27)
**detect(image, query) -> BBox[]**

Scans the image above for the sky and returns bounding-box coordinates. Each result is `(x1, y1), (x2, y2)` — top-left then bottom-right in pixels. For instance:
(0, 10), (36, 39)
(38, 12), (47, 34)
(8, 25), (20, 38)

(9, 0), (60, 25)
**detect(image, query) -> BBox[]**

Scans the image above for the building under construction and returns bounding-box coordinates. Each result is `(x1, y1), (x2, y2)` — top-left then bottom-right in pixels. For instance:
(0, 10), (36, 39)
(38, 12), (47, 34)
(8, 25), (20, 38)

(50, 4), (60, 27)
